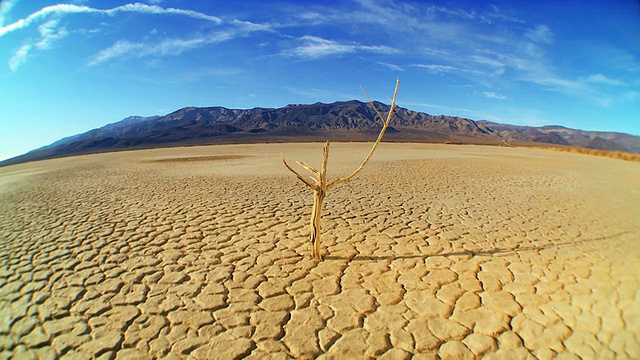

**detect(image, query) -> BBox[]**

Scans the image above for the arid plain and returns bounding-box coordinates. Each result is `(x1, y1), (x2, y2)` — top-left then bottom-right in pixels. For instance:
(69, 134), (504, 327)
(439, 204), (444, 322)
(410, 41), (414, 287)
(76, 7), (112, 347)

(1, 143), (638, 359)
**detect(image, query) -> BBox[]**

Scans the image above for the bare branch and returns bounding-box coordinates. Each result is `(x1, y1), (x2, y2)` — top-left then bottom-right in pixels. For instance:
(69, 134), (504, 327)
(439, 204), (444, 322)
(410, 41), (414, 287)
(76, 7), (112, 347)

(281, 153), (316, 189)
(296, 160), (320, 179)
(328, 78), (400, 190)
(361, 86), (386, 123)
(320, 141), (329, 185)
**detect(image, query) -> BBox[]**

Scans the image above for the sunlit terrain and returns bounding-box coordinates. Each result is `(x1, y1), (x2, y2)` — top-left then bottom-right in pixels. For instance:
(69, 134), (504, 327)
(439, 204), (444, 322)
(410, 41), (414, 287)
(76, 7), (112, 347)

(1, 143), (638, 358)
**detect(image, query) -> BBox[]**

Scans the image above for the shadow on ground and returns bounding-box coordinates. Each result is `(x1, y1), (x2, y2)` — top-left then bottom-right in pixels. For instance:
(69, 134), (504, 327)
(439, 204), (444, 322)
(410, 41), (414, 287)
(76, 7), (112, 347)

(324, 231), (628, 262)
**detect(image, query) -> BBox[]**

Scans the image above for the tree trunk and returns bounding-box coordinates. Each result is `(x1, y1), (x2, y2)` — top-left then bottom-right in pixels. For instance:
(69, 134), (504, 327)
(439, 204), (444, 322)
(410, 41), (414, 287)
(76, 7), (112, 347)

(310, 189), (325, 259)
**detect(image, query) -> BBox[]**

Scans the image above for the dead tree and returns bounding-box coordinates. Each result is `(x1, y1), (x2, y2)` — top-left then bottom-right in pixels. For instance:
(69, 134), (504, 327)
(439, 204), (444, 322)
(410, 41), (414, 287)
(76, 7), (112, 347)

(282, 78), (400, 259)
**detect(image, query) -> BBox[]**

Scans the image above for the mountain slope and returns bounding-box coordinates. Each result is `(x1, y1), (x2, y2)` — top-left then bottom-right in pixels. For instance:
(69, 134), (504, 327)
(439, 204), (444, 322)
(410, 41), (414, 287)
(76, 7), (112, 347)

(479, 121), (640, 153)
(2, 100), (639, 166)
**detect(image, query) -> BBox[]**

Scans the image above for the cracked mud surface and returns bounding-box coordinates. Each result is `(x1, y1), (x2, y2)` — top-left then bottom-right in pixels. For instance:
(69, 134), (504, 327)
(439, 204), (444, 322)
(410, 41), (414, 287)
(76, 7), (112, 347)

(1, 143), (639, 359)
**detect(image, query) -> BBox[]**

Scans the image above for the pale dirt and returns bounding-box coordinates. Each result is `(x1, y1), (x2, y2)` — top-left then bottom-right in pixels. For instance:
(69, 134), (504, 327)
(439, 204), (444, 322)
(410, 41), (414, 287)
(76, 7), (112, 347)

(0, 143), (638, 359)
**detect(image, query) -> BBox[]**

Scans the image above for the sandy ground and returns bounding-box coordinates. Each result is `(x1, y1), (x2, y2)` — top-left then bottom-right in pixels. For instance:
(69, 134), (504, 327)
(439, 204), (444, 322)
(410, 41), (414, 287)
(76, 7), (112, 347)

(0, 143), (638, 359)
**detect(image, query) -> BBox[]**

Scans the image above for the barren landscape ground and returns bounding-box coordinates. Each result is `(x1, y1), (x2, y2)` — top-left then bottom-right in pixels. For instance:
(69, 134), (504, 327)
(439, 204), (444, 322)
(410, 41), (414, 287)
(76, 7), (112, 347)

(0, 143), (638, 359)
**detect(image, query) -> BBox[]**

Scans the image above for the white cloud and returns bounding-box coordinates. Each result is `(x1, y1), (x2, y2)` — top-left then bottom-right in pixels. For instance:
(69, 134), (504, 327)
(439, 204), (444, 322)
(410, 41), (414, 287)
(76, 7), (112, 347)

(0, 3), (222, 37)
(482, 91), (507, 100)
(426, 4), (477, 21)
(88, 31), (236, 66)
(412, 64), (458, 73)
(88, 40), (145, 66)
(360, 44), (398, 54)
(283, 2), (585, 102)
(0, 0), (19, 26)
(471, 55), (504, 68)
(127, 66), (245, 85)
(108, 3), (222, 23)
(281, 36), (354, 58)
(38, 19), (59, 38)
(377, 62), (404, 71)
(230, 19), (272, 33)
(9, 44), (31, 71)
(0, 2), (272, 67)
(1, 5), (92, 37)
(7, 19), (68, 71)
(529, 76), (588, 94)
(298, 11), (326, 24)
(525, 25), (555, 44)
(401, 101), (475, 114)
(410, 63), (481, 75)
(622, 91), (639, 101)
(36, 20), (68, 50)
(470, 55), (506, 75)
(286, 87), (355, 100)
(281, 35), (397, 59)
(484, 5), (525, 24)
(87, 17), (271, 66)
(527, 73), (636, 106)
(282, 2), (561, 90)
(525, 74), (622, 106)
(583, 73), (626, 87)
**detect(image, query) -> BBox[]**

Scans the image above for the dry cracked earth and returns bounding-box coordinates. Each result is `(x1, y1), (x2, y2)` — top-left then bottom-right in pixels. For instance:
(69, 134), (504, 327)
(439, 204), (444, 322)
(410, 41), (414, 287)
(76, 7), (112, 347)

(0, 143), (638, 359)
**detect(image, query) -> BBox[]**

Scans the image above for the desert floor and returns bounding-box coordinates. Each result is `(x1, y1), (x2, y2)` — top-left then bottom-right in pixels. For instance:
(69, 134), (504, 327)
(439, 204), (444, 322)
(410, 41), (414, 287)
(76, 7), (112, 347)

(0, 143), (638, 359)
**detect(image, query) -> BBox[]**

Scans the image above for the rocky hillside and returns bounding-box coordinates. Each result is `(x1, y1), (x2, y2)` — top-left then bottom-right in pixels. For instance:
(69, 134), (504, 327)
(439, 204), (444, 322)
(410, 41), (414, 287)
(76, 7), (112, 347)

(2, 100), (639, 166)
(479, 121), (640, 153)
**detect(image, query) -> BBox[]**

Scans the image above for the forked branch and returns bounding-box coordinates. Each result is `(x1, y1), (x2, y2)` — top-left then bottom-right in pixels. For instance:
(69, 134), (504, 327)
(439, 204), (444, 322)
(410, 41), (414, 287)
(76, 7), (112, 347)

(281, 153), (316, 189)
(281, 78), (400, 259)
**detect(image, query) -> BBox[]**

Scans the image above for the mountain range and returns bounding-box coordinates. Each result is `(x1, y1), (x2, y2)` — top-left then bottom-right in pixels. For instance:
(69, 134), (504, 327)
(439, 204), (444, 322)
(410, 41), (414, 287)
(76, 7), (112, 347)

(2, 100), (639, 166)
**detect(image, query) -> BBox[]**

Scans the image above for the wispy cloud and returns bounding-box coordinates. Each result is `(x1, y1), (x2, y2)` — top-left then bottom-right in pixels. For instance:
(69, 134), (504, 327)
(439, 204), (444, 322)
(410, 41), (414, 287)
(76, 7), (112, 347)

(525, 25), (554, 44)
(0, 2), (272, 68)
(8, 44), (31, 71)
(88, 31), (236, 66)
(230, 19), (272, 32)
(484, 4), (525, 24)
(525, 74), (623, 106)
(286, 86), (355, 100)
(284, 1), (621, 105)
(128, 66), (245, 86)
(410, 63), (481, 75)
(282, 2), (542, 78)
(36, 20), (68, 50)
(401, 101), (475, 114)
(582, 73), (626, 87)
(0, 0), (19, 27)
(4, 0), (635, 112)
(88, 40), (144, 66)
(621, 91), (639, 102)
(377, 62), (404, 71)
(482, 91), (507, 100)
(8, 19), (68, 71)
(281, 35), (397, 59)
(0, 3), (222, 37)
(85, 12), (272, 66)
(469, 55), (506, 75)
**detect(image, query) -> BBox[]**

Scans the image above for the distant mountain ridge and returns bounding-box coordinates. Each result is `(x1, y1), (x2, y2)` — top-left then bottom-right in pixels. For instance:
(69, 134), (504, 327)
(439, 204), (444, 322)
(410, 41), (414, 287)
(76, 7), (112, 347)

(3, 100), (639, 166)
(479, 121), (640, 152)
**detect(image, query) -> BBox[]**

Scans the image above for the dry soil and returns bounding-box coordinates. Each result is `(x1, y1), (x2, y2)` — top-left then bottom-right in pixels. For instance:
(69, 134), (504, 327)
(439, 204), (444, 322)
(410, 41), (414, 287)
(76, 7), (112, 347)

(1, 143), (638, 359)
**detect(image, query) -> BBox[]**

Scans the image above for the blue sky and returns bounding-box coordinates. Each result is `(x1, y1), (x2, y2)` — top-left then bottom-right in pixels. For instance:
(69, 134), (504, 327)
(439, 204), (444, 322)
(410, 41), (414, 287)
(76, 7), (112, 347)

(1, 0), (639, 161)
